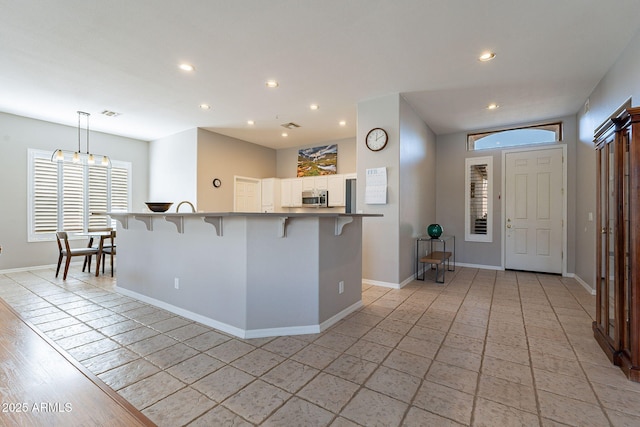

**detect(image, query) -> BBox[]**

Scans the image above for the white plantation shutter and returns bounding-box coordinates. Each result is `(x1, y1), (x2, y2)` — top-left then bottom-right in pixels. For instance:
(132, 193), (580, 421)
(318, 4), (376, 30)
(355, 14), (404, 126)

(89, 166), (108, 229)
(110, 166), (129, 212)
(32, 155), (59, 234)
(62, 163), (84, 232)
(469, 164), (488, 235)
(28, 149), (131, 241)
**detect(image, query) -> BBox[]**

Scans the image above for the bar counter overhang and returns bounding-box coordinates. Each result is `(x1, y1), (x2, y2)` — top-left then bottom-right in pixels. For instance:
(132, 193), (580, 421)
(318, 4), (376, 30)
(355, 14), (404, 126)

(106, 212), (381, 339)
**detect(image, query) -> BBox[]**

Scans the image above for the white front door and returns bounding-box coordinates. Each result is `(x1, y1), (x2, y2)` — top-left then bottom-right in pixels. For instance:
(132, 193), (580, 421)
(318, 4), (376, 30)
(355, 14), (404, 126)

(505, 147), (564, 273)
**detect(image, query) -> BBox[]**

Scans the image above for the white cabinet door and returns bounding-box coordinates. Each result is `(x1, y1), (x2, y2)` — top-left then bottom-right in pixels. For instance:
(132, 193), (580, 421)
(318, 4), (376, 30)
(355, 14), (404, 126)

(261, 178), (280, 212)
(328, 175), (345, 206)
(302, 176), (329, 191)
(315, 176), (328, 190)
(281, 179), (292, 207)
(280, 178), (303, 207)
(302, 177), (315, 191)
(290, 178), (303, 207)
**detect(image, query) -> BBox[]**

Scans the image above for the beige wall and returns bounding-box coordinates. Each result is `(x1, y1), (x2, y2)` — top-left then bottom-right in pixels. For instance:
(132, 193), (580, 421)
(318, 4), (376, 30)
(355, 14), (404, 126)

(357, 94), (436, 286)
(399, 97), (437, 282)
(575, 28), (640, 290)
(0, 112), (149, 270)
(196, 128), (276, 212)
(276, 137), (356, 178)
(435, 115), (577, 271)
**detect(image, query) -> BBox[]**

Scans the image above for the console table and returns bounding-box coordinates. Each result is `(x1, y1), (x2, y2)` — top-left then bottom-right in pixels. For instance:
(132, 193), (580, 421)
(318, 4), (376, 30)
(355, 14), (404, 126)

(416, 235), (455, 283)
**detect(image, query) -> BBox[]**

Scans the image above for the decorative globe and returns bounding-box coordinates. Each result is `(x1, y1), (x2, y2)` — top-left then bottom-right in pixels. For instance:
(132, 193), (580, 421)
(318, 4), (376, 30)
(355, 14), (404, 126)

(427, 224), (443, 238)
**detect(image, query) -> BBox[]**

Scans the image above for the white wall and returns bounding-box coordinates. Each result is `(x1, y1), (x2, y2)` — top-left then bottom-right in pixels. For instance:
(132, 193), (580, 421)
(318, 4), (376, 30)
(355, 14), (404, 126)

(575, 28), (640, 290)
(149, 128), (197, 210)
(0, 112), (149, 270)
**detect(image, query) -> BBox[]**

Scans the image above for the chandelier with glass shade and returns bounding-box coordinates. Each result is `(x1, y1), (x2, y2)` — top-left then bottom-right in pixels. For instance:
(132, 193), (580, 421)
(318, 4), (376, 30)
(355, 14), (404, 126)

(51, 111), (111, 167)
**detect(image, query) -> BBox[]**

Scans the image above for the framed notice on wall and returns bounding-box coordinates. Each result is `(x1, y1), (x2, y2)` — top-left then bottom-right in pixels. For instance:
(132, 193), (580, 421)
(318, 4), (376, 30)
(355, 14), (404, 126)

(365, 167), (387, 204)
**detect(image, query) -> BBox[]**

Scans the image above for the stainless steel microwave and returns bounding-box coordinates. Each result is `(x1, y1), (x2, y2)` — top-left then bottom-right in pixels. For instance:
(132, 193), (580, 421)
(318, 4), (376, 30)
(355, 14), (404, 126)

(302, 190), (328, 207)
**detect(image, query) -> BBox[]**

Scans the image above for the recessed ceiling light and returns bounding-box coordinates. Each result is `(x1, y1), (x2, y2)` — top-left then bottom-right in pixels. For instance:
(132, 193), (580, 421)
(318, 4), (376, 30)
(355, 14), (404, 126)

(101, 110), (121, 117)
(266, 80), (279, 88)
(247, 120), (255, 125)
(282, 132), (288, 137)
(479, 52), (496, 62)
(487, 103), (499, 110)
(310, 104), (319, 110)
(199, 104), (211, 110)
(339, 120), (346, 127)
(179, 63), (195, 71)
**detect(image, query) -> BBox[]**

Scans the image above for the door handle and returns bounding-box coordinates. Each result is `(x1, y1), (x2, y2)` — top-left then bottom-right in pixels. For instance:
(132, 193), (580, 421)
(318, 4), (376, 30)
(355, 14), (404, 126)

(601, 227), (607, 234)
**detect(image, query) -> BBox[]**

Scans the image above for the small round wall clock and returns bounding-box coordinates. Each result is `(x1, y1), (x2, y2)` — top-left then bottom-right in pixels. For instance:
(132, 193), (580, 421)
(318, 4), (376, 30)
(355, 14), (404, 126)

(365, 127), (388, 151)
(212, 178), (222, 188)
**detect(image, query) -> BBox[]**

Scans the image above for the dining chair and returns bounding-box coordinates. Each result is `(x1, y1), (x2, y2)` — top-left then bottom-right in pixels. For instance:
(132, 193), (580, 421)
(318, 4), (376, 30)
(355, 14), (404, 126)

(98, 230), (116, 277)
(83, 227), (113, 272)
(55, 231), (99, 280)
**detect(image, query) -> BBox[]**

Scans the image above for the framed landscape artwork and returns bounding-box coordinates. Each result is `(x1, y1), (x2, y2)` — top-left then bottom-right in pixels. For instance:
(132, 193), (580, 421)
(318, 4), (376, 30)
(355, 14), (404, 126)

(297, 144), (337, 177)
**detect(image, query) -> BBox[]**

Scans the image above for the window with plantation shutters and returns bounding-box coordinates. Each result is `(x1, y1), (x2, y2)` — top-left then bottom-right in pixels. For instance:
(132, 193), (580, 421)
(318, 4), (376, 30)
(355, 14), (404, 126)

(28, 149), (131, 242)
(465, 156), (493, 242)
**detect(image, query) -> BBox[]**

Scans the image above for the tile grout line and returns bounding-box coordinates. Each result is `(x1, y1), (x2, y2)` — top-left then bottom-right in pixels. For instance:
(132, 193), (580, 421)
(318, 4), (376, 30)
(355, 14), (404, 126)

(517, 272), (545, 427)
(469, 268), (497, 427)
(537, 274), (615, 427)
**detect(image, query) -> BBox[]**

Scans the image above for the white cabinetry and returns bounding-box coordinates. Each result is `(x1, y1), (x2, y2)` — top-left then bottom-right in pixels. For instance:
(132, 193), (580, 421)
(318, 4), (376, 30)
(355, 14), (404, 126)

(315, 176), (328, 190)
(281, 178), (303, 207)
(302, 177), (315, 191)
(302, 176), (328, 191)
(261, 178), (280, 213)
(328, 175), (346, 206)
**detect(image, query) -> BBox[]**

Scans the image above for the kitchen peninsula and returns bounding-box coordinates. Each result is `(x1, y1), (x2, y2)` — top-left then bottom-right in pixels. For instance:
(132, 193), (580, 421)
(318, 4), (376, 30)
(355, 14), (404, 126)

(107, 211), (381, 338)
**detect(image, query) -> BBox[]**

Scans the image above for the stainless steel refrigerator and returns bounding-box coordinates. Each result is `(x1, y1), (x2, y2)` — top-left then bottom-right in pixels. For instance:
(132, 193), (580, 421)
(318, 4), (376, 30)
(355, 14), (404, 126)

(345, 178), (356, 213)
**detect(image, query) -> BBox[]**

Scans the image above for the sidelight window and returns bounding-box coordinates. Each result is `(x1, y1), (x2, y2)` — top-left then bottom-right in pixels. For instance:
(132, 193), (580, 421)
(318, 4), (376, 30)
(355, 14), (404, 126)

(465, 156), (493, 242)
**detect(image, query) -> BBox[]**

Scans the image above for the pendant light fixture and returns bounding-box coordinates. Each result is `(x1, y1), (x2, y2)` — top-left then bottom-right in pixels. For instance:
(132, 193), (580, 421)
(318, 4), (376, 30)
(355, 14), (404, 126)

(51, 111), (111, 167)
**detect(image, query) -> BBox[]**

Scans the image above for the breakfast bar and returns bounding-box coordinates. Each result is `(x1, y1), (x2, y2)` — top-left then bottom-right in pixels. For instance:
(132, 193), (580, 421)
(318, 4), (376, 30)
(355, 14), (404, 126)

(107, 212), (380, 338)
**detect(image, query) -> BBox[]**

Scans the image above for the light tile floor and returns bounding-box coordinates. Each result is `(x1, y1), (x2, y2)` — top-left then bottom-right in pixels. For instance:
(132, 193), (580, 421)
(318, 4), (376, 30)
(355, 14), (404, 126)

(2, 266), (640, 426)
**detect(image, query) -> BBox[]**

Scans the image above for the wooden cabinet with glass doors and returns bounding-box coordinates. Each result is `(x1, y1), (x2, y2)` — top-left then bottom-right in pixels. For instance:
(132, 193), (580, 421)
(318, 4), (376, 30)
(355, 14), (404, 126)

(594, 106), (640, 382)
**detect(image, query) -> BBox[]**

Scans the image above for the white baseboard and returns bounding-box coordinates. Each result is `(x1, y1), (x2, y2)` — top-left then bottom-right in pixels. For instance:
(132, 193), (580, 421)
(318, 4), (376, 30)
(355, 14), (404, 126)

(116, 286), (362, 339)
(362, 278), (402, 289)
(0, 262), (82, 275)
(565, 273), (596, 295)
(454, 262), (504, 270)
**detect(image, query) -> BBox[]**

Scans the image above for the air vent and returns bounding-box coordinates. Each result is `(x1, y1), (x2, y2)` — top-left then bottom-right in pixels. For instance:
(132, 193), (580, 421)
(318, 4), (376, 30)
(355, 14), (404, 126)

(101, 110), (121, 117)
(281, 122), (301, 129)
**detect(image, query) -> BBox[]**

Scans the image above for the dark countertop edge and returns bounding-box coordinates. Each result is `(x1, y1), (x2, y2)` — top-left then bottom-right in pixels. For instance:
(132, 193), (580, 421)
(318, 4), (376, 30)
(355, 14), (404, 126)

(100, 212), (383, 218)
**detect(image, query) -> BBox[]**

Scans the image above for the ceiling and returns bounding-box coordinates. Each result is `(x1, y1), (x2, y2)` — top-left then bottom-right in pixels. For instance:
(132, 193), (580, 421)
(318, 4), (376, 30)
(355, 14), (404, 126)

(2, 1), (640, 150)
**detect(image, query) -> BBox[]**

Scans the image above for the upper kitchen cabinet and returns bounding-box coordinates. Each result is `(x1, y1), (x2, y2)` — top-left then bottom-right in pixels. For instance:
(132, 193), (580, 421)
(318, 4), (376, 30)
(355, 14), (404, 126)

(302, 176), (328, 191)
(281, 178), (303, 207)
(261, 178), (281, 213)
(328, 175), (346, 206)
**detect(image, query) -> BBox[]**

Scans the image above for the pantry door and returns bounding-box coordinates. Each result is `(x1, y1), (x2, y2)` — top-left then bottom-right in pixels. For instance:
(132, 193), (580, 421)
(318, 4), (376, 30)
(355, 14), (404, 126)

(504, 147), (564, 273)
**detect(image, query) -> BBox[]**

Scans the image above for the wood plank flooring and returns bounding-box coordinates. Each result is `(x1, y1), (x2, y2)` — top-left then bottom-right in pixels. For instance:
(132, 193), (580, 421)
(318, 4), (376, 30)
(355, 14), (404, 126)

(0, 297), (155, 427)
